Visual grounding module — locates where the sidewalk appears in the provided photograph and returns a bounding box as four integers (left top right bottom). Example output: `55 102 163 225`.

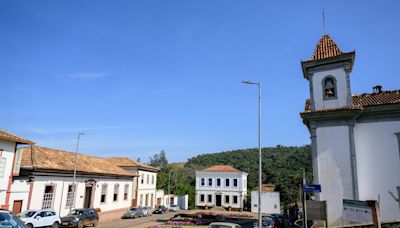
99 207 129 222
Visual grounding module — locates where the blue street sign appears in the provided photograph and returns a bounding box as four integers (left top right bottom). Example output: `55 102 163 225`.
304 184 321 193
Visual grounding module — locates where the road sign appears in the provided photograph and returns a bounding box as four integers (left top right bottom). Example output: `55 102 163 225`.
304 184 321 193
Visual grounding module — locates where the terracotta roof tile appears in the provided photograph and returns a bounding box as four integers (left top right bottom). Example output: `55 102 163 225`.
200 165 242 173
304 90 400 112
20 146 136 177
106 157 159 172
352 90 400 107
311 34 344 61
253 184 276 192
0 129 34 144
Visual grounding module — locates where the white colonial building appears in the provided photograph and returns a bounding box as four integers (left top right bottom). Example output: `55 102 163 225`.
14 146 136 216
195 165 247 210
301 34 400 225
107 157 159 209
0 129 34 214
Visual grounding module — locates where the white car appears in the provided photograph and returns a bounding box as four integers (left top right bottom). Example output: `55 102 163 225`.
169 204 180 212
19 209 61 228
209 222 241 228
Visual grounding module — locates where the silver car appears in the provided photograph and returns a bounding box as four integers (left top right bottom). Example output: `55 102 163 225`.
121 208 143 219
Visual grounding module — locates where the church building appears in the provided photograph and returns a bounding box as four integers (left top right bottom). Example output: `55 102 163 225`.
300 34 400 225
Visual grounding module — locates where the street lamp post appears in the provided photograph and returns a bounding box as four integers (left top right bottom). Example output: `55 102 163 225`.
242 81 262 228
70 132 84 212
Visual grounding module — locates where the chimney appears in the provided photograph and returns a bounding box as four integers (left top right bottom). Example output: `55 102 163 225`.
373 85 382 94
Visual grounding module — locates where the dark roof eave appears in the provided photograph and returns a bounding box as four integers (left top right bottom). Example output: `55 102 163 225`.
0 136 35 145
300 108 363 125
21 167 138 178
118 165 159 172
138 167 160 172
301 51 356 79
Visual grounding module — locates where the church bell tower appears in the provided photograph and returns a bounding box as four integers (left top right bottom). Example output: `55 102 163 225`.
301 34 355 111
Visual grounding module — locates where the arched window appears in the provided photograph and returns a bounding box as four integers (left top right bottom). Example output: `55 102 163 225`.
323 76 337 99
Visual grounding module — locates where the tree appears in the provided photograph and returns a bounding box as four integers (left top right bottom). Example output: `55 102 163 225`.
149 150 168 168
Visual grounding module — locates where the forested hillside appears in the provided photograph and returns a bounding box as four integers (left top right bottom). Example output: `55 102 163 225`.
153 145 312 209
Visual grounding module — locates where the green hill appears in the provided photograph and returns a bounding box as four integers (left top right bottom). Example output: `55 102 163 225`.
156 145 312 209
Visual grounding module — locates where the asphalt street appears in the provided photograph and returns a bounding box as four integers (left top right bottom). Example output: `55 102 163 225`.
97 211 184 228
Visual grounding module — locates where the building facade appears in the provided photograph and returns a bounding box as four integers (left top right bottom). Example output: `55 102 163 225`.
195 165 247 210
251 184 280 214
13 146 136 216
0 130 34 213
301 34 400 225
251 191 280 214
107 157 159 209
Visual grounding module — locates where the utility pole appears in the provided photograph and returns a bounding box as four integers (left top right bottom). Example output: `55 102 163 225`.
70 132 84 212
168 170 171 208
303 168 307 228
242 81 262 228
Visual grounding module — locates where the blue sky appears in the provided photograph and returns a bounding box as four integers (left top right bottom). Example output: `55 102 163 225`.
1 1 399 162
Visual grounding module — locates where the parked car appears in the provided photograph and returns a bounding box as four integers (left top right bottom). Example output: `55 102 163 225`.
153 206 167 214
168 204 180 212
19 209 60 228
253 215 277 228
270 214 283 227
60 208 98 228
209 222 241 228
141 207 152 216
121 208 143 219
0 209 26 228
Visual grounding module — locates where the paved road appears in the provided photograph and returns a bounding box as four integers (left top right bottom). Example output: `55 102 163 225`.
97 211 182 228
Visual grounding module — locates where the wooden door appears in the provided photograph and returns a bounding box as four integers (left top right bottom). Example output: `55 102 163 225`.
12 200 23 214
84 186 92 208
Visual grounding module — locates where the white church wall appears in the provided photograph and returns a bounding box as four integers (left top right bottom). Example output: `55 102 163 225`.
312 68 349 110
354 120 400 221
316 125 354 225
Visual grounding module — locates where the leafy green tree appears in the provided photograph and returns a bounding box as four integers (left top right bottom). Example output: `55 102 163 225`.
149 150 168 168
155 145 312 209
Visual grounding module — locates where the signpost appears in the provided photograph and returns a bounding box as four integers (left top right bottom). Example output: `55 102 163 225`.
304 184 321 193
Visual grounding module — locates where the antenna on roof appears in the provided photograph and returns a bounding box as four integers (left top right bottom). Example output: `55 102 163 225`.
322 10 327 34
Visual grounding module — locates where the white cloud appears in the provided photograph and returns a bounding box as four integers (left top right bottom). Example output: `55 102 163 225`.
68 72 108 80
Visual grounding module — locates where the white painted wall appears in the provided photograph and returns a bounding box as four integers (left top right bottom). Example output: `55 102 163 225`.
316 125 354 225
0 139 17 207
195 171 247 209
177 195 189 210
354 121 400 222
251 191 280 214
9 179 30 213
28 175 132 216
312 68 349 110
137 170 157 208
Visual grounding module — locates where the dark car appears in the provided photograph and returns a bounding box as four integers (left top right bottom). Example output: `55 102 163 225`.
270 214 283 227
153 205 167 214
0 209 26 228
121 208 143 219
60 208 98 228
254 215 277 228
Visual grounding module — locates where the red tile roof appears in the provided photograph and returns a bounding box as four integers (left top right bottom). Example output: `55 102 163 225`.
311 34 344 61
253 183 276 192
200 165 242 173
0 129 34 144
106 157 159 172
304 90 400 112
20 146 136 177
